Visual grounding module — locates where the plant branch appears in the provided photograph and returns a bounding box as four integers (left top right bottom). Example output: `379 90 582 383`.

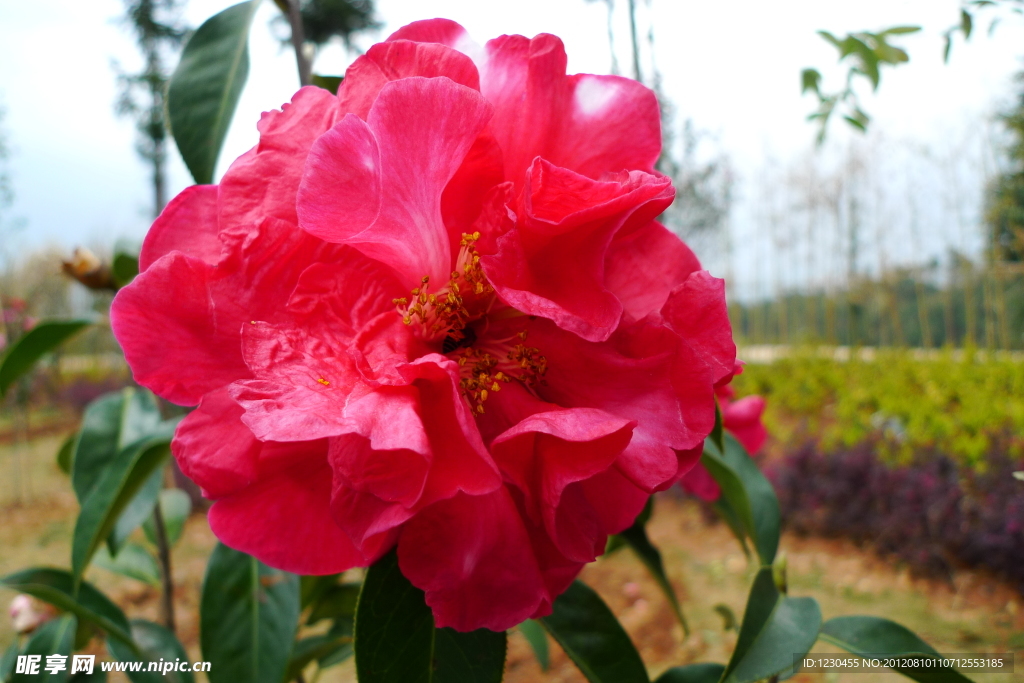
152 498 177 634
285 0 312 86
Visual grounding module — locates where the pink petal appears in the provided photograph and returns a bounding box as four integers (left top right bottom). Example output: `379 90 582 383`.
605 221 702 322
398 488 547 632
484 161 673 342
723 395 768 454
530 316 715 491
230 321 359 441
298 77 492 288
481 34 661 185
219 86 342 238
172 388 259 499
661 271 737 385
110 253 250 406
209 449 371 575
139 185 221 272
386 18 471 49
338 40 481 120
490 408 634 562
679 462 720 501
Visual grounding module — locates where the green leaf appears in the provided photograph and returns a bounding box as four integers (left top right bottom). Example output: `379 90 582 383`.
111 242 140 289
711 497 750 559
300 574 341 610
142 488 192 547
713 603 738 631
702 434 780 566
108 466 164 557
0 319 92 398
819 616 974 682
817 30 842 49
943 32 953 63
843 115 868 133
307 583 360 625
800 68 821 95
200 543 299 683
107 620 194 683
0 569 135 652
354 550 508 682
1 641 19 683
71 438 172 583
93 543 160 587
880 25 921 36
56 433 76 475
654 663 725 683
168 0 261 184
71 388 163 504
540 581 649 683
11 614 76 683
284 634 353 682
961 9 973 38
354 549 434 682
434 627 507 682
519 619 550 671
617 499 689 636
721 568 821 683
311 74 343 94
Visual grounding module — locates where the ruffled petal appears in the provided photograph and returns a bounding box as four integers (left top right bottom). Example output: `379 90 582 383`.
171 388 259 499
209 446 370 575
338 40 481 120
110 253 250 406
139 185 221 272
661 270 736 385
530 316 715 491
480 34 661 185
679 462 720 501
298 77 493 288
490 408 634 562
398 488 547 632
605 221 701 322
484 160 673 341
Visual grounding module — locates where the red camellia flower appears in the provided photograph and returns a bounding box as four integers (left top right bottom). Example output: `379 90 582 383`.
111 19 735 631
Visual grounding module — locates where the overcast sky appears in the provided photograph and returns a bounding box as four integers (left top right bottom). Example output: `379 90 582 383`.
0 0 1021 288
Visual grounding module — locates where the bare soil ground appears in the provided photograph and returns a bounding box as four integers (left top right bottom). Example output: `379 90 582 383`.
2 436 1021 682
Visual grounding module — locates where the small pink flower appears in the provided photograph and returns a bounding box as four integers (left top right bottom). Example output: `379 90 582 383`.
9 595 52 634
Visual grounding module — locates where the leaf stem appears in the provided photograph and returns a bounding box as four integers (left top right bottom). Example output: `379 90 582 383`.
152 498 176 634
285 0 312 86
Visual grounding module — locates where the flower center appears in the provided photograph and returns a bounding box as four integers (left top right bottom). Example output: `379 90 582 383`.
393 232 547 413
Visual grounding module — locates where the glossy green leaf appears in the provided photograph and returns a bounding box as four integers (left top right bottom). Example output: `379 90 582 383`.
108 466 163 556
434 628 507 682
56 433 76 475
200 543 299 683
617 500 689 636
142 488 192 547
168 0 260 184
71 388 163 504
355 550 508 682
72 438 172 583
540 581 649 683
11 615 76 683
0 569 135 652
711 497 750 559
307 583 360 625
107 619 194 683
519 619 549 671
702 434 780 566
819 616 974 682
93 543 160 587
284 634 353 682
654 663 725 683
354 550 434 682
0 319 92 398
311 74 343 94
721 568 821 683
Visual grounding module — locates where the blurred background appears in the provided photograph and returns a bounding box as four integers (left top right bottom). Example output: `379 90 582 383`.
2 1 1024 681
